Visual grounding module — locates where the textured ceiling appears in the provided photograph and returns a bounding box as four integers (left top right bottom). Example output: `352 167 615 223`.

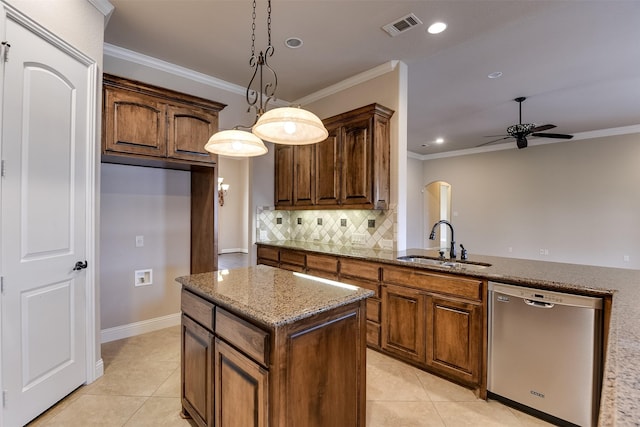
105 1 640 155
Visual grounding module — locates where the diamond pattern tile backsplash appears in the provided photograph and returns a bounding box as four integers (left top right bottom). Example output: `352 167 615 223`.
257 207 396 250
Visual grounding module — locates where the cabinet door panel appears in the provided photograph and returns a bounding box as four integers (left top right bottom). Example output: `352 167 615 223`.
274 145 293 206
104 88 166 156
315 129 340 205
427 296 481 385
168 105 217 163
284 310 362 426
340 118 372 206
215 339 268 427
293 145 315 206
182 315 214 427
381 285 426 363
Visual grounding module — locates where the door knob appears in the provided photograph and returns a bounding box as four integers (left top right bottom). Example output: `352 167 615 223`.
73 260 88 271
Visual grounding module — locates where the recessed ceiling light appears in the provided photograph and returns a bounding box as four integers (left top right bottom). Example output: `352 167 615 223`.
427 22 447 35
488 71 503 79
285 37 303 48
435 138 444 144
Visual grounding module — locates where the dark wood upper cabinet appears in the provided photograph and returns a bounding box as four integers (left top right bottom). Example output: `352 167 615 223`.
315 127 341 206
274 103 393 210
102 74 225 169
274 145 294 207
293 144 315 206
167 105 219 163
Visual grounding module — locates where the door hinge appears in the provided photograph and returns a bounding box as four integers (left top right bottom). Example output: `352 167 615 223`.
1 276 4 294
1 41 10 62
1 160 5 177
2 390 6 408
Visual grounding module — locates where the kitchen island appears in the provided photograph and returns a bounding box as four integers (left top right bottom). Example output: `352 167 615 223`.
257 240 640 426
176 265 373 427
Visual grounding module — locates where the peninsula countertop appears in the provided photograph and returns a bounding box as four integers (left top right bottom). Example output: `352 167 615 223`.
176 264 374 328
257 240 640 426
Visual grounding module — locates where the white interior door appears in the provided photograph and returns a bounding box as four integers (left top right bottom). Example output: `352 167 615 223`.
1 12 92 427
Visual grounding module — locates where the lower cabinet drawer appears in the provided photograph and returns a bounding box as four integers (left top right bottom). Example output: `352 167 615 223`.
215 307 269 367
383 266 482 301
306 253 339 273
366 298 381 322
257 246 279 262
280 250 306 267
366 321 381 348
181 289 214 331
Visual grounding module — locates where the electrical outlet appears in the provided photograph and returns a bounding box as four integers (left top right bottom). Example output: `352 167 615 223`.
351 233 366 245
259 230 268 241
135 235 144 247
312 231 320 241
134 269 153 286
380 239 394 250
624 255 630 262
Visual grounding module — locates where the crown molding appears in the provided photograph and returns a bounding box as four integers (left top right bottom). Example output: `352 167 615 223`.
86 0 114 24
103 43 289 107
410 123 640 161
294 60 400 106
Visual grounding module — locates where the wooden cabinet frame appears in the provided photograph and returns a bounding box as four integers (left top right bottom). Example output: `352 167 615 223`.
274 103 393 210
256 244 488 396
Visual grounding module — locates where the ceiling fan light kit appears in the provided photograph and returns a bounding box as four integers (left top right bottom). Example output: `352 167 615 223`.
204 0 328 157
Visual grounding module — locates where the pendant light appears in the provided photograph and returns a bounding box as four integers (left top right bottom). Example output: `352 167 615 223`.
205 0 328 157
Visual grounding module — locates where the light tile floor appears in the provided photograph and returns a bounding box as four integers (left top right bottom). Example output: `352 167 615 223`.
28 326 552 427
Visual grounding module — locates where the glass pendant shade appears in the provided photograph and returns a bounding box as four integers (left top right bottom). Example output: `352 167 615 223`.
205 129 268 157
252 107 329 145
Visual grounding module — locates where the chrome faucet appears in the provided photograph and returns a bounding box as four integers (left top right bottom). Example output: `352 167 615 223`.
429 220 456 259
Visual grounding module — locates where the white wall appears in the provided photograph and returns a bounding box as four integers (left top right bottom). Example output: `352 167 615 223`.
218 157 249 253
406 155 424 249
100 164 190 329
418 133 640 269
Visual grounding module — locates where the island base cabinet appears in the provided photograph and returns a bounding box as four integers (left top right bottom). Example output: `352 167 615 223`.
275 303 366 427
181 315 214 427
181 286 367 427
215 339 268 427
426 296 482 386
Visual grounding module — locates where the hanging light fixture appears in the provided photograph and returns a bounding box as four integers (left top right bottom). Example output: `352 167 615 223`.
205 0 328 157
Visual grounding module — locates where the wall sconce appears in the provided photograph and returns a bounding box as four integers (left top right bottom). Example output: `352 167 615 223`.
218 177 230 206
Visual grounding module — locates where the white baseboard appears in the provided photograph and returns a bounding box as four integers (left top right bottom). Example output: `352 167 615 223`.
100 313 181 343
219 248 249 254
94 358 104 380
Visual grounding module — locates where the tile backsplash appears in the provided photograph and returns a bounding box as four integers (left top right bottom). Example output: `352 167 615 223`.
257 207 396 250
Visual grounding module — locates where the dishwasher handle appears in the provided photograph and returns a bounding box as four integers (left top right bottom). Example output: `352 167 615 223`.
524 299 555 309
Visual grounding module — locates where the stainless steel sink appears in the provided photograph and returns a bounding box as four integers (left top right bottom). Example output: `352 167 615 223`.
396 255 491 270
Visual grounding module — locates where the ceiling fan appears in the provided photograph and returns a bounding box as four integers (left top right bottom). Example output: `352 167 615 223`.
479 97 573 149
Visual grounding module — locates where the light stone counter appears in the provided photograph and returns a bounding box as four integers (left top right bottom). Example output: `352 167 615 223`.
258 240 640 426
176 264 374 328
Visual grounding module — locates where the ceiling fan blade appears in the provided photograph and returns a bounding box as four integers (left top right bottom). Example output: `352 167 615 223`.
476 136 512 147
531 133 573 139
483 134 510 138
531 124 556 132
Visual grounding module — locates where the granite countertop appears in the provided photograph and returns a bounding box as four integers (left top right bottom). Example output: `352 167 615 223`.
258 240 640 426
176 264 373 328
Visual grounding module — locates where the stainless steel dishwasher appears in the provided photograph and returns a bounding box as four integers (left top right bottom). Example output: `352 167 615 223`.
488 282 603 427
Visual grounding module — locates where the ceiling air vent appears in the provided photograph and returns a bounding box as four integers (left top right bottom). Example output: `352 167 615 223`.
382 13 423 37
